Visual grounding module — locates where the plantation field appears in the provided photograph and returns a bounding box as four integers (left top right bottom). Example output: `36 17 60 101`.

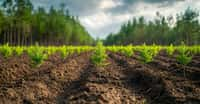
0 44 200 104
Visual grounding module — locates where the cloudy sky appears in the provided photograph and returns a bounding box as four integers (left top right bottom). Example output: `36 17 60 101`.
31 0 200 39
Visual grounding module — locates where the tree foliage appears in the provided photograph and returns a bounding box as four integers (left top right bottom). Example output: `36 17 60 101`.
0 0 94 46
104 8 200 45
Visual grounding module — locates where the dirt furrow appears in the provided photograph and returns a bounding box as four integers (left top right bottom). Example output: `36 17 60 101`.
109 52 200 104
108 52 177 104
0 52 91 104
131 52 200 83
59 54 145 104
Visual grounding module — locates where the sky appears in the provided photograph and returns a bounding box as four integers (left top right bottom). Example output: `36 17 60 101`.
31 0 200 39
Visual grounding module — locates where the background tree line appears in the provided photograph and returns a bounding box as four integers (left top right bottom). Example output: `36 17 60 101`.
104 8 200 45
0 0 94 46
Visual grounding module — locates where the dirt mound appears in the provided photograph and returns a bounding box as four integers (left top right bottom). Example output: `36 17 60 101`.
0 52 199 104
0 54 32 84
0 52 91 104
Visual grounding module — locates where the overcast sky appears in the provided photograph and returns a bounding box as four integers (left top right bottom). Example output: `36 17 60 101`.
31 0 200 39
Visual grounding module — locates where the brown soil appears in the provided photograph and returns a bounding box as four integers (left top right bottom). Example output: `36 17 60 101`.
0 52 199 104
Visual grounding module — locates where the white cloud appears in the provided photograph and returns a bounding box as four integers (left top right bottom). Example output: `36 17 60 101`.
80 0 200 39
99 0 123 9
80 11 133 38
31 0 200 39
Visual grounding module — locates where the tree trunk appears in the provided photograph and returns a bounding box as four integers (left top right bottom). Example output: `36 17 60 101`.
3 30 6 44
10 26 13 45
7 28 9 44
30 31 33 45
13 26 15 46
21 27 24 46
14 26 17 46
18 26 21 46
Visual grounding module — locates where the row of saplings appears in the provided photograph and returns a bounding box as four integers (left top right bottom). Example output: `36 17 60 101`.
0 42 195 68
91 41 194 78
0 44 93 66
92 41 193 66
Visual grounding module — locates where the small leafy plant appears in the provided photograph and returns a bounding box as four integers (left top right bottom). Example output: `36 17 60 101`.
91 41 107 66
27 43 47 66
176 43 192 65
139 43 157 63
14 46 24 56
151 43 160 56
68 46 75 55
59 46 68 59
176 42 192 78
0 44 13 58
108 46 118 53
121 45 134 57
166 44 175 56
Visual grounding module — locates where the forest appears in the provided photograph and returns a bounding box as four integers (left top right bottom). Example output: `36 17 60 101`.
0 0 94 46
104 8 200 45
0 0 199 46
